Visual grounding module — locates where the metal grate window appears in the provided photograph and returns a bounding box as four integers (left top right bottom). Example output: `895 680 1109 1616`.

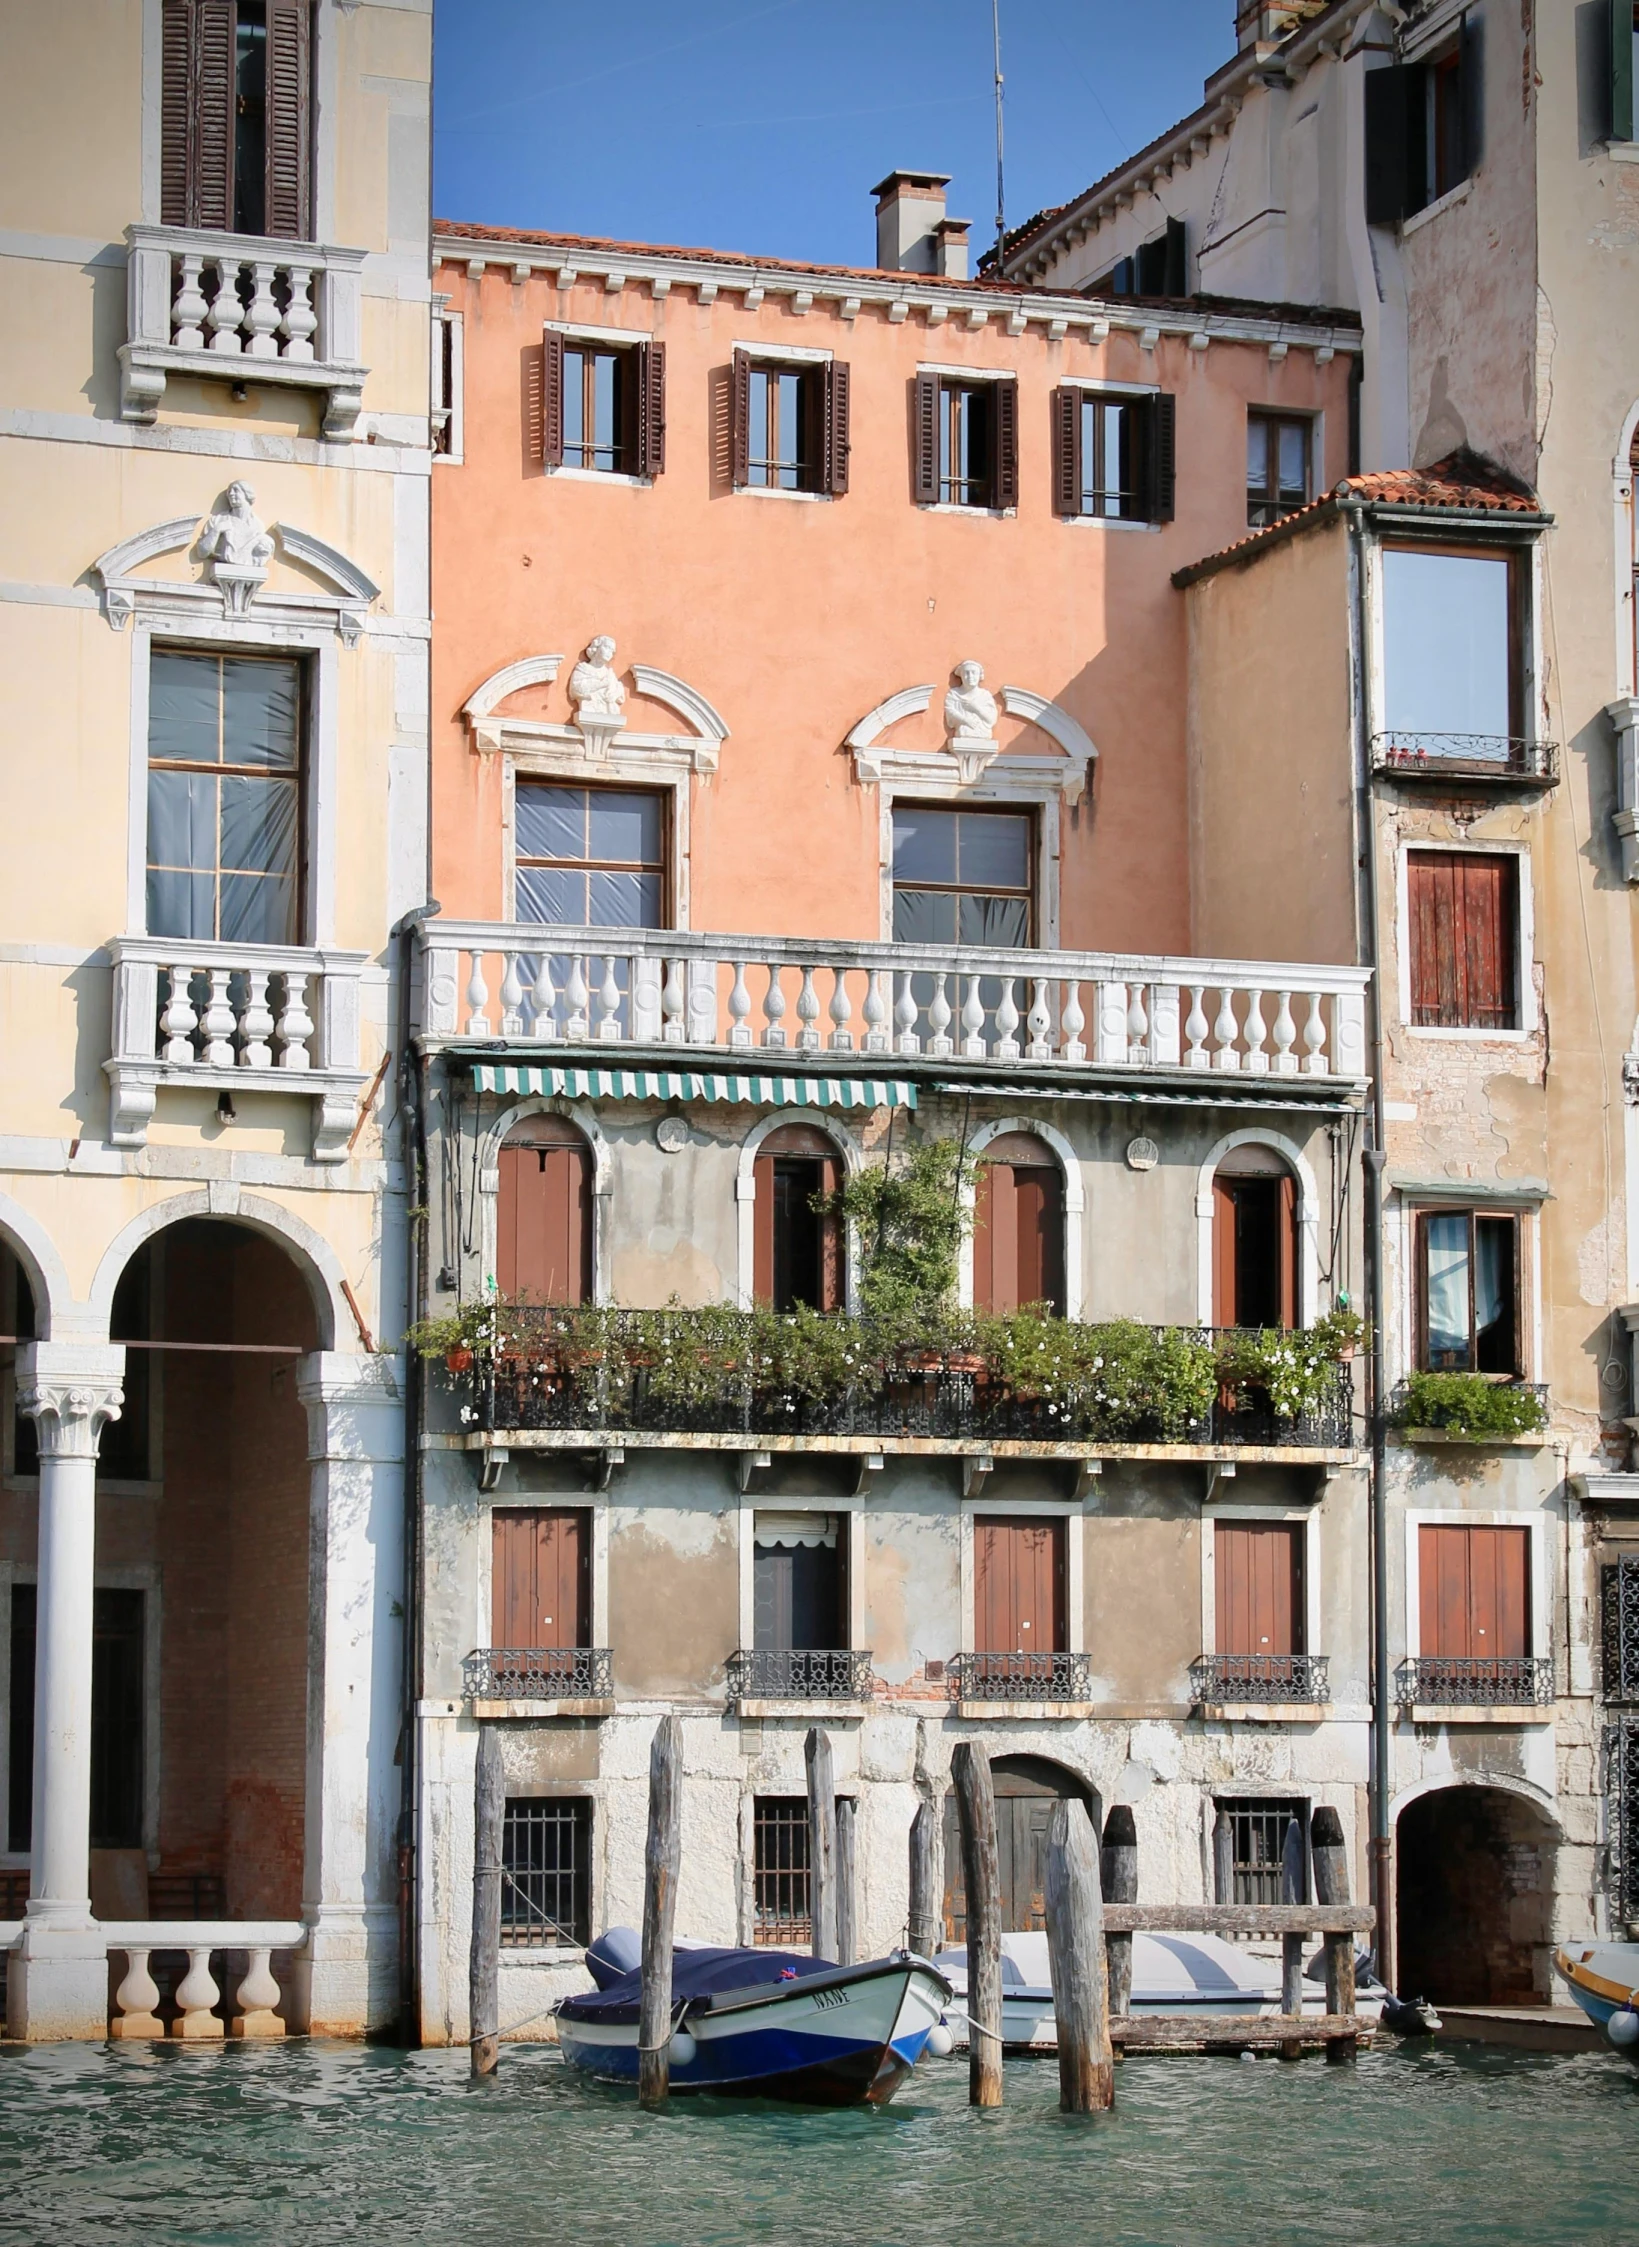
501 1797 591 1949
1606 1720 1639 1925
1602 1559 1639 1705
1216 1796 1308 1906
753 1796 810 1947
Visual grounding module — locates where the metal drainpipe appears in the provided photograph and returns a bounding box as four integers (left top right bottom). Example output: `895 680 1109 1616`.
1346 501 1395 1985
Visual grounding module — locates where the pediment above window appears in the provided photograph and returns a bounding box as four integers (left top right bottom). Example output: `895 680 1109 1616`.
846 661 1093 802
90 488 380 646
463 637 730 775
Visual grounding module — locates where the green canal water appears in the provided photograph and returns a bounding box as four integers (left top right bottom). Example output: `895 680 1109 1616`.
1 2041 1635 2247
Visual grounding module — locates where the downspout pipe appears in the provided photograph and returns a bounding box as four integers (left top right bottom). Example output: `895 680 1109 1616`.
1345 499 1395 1985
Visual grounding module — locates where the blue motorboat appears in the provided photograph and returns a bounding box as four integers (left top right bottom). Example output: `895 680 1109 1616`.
555 1929 952 2104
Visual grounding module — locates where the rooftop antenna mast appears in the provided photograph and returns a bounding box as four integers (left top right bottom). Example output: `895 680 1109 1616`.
992 0 1006 274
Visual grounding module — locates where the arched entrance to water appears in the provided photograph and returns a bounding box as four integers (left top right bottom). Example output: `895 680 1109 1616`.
1395 1784 1557 2006
943 1755 1101 1939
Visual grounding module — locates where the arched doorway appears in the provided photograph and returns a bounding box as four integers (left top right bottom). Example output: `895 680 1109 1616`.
943 1755 1101 1939
1396 1784 1557 2005
1212 1144 1298 1330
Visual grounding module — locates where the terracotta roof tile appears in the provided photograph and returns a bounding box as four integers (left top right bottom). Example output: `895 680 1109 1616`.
434 219 1034 295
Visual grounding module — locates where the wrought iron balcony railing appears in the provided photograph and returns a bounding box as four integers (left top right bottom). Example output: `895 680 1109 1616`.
725 1649 875 1704
459 1310 1356 1451
1372 732 1558 786
953 1651 1093 1703
1190 1653 1330 1705
1394 1655 1554 1707
463 1646 614 1701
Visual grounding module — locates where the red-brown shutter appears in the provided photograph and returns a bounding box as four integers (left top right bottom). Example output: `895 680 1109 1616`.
1409 852 1516 1029
823 359 851 496
492 1508 590 1648
994 378 1020 509
1051 386 1080 517
975 1518 1065 1653
912 370 940 503
972 1161 996 1313
542 329 565 467
1014 1166 1065 1315
1421 1524 1472 1657
1149 391 1177 522
1212 1177 1238 1326
637 340 666 476
1420 1523 1529 1659
731 349 752 487
160 0 197 226
497 1140 591 1302
1216 1523 1300 1656
1407 851 1447 1024
164 0 234 232
817 1155 843 1310
1278 1174 1298 1330
264 0 312 240
752 1151 776 1303
977 1163 1020 1314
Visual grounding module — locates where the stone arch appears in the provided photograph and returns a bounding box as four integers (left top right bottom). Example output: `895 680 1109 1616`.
478 1095 613 1304
86 1188 351 1351
959 1115 1085 1319
0 1190 75 1339
735 1109 865 1311
1394 1779 1561 2006
1194 1126 1322 1327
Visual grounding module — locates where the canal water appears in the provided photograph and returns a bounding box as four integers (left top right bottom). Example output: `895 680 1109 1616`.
1 2041 1634 2247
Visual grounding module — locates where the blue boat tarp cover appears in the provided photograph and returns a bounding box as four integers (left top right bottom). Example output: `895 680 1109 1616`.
562 1944 838 2026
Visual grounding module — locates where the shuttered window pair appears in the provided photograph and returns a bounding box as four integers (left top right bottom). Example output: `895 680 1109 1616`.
730 353 850 495
913 373 1018 509
972 1138 1065 1316
1364 20 1483 225
491 1508 590 1651
542 332 665 477
974 1517 1066 1655
1419 1525 1529 1661
1215 1523 1303 1659
1050 388 1176 523
161 0 312 240
1406 850 1518 1030
496 1120 593 1303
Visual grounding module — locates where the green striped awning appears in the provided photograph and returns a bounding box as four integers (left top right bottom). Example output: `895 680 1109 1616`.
467 1064 916 1111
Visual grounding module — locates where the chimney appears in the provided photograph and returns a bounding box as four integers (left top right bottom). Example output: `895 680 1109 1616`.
872 170 969 276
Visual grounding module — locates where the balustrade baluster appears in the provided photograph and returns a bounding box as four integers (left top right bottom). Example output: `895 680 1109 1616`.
1271 989 1298 1075
161 964 200 1064
960 976 987 1058
925 973 952 1056
894 971 921 1054
201 969 236 1067
171 253 209 350
240 970 275 1069
1212 987 1241 1071
499 950 525 1036
206 261 244 354
1060 978 1087 1062
1026 978 1053 1060
1244 987 1269 1074
1097 981 1129 1063
828 967 854 1050
110 1948 164 2039
172 1947 223 2039
1184 985 1210 1068
994 977 1021 1060
661 957 687 1043
564 954 590 1040
762 963 788 1047
464 952 491 1036
795 965 822 1050
525 954 555 1039
1151 982 1182 1066
1302 991 1328 1075
230 1947 286 2039
244 261 281 356
862 969 889 1053
1126 983 1150 1061
281 264 318 361
596 956 624 1040
728 958 753 1047
276 972 315 1070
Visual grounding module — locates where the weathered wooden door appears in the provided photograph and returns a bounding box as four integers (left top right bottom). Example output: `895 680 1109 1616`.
496 1131 592 1302
973 1516 1065 1653
973 1142 1065 1315
1215 1522 1303 1656
1212 1173 1297 1329
1419 1523 1529 1658
492 1508 590 1649
943 1767 1097 1936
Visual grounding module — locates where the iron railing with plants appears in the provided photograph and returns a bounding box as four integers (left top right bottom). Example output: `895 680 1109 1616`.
428 1305 1359 1451
1392 1374 1549 1440
464 1646 614 1701
1190 1653 1331 1705
953 1651 1094 1702
1372 732 1558 785
1394 1655 1554 1707
725 1649 875 1704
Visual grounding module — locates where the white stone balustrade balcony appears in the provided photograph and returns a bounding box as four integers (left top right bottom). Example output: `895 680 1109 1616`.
418 923 1370 1081
106 937 372 1160
119 224 368 438
0 1919 306 2038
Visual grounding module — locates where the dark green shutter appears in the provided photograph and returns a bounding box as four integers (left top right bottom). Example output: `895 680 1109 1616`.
1459 11 1484 182
1365 63 1409 224
1149 392 1176 524
1616 0 1636 142
1163 214 1188 297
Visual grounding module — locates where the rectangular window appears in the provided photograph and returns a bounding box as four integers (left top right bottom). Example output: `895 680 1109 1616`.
564 345 629 473
1406 849 1518 1029
1419 1524 1530 1660
161 0 311 239
913 372 1018 510
753 1516 843 1654
753 1796 811 1946
515 783 665 928
491 1508 591 1651
973 1517 1066 1655
749 364 803 490
1382 547 1519 752
1363 30 1479 224
146 650 303 946
891 805 1033 947
501 1797 591 1947
1246 412 1311 528
431 306 462 459
1416 1209 1520 1374
1215 1523 1304 1658
1215 1797 1308 1906
543 334 664 477
752 1126 843 1313
731 353 850 495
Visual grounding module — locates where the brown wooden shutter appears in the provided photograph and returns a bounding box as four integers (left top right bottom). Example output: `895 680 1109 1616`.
752 1151 776 1303
542 330 565 467
497 1140 592 1303
912 370 940 503
1051 386 1080 517
822 360 851 496
1459 853 1513 1028
1216 1523 1300 1657
264 0 312 240
1277 1174 1298 1330
492 1509 590 1648
977 1162 1023 1316
1015 1167 1065 1315
1421 1524 1472 1657
994 378 1020 509
162 0 235 231
1407 851 1447 1024
160 0 197 226
976 1517 1065 1654
1149 392 1177 521
731 349 752 487
817 1155 844 1311
637 340 666 476
1472 1526 1529 1660
1409 851 1515 1028
1212 1176 1238 1326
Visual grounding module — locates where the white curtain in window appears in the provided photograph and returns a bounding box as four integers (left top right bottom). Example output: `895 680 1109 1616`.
1425 1211 1470 1361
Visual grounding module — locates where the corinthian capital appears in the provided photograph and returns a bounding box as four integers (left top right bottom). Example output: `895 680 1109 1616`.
15 1343 127 1461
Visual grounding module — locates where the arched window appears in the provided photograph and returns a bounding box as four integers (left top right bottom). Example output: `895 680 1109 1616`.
973 1133 1065 1315
497 1116 592 1302
752 1124 843 1311
1212 1145 1297 1329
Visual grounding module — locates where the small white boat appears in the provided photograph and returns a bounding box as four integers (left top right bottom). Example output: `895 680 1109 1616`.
1554 1940 1639 2056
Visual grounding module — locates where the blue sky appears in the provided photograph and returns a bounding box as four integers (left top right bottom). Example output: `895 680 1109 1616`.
433 1 1232 267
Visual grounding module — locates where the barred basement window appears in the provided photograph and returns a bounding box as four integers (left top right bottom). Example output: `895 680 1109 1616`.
753 1796 810 1946
1215 1796 1308 1906
501 1797 592 1947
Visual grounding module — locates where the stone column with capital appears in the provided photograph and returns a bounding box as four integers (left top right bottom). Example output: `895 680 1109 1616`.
7 1342 124 2041
285 1350 406 2037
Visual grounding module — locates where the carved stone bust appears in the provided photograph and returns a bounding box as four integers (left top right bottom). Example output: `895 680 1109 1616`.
568 634 626 727
199 481 274 615
943 658 998 748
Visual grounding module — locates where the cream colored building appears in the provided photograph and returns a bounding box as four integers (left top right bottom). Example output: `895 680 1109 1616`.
0 0 430 2039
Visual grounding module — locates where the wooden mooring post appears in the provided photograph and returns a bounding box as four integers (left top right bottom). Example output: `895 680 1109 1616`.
907 1796 943 1958
1100 1805 1137 2026
1044 1800 1114 2113
1310 1806 1356 2065
1278 1814 1305 2063
951 1740 1003 2107
639 1714 683 2107
469 1723 503 2078
805 1727 838 1960
836 1794 857 1967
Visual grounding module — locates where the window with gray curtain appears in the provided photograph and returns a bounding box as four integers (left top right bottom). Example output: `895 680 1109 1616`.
146 650 303 946
891 806 1033 946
